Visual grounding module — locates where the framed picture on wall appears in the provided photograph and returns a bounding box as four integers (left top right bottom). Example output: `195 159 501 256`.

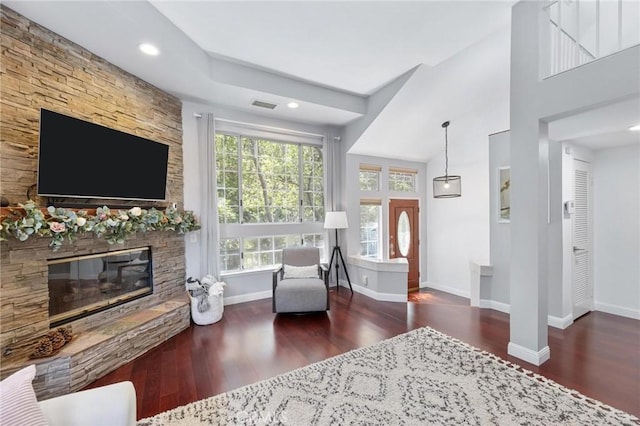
498 166 510 223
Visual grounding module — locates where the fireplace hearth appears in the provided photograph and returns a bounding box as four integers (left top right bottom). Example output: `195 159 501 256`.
48 247 153 327
1 229 191 400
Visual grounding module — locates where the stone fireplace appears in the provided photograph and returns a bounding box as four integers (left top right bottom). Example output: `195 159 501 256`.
0 5 191 400
0 231 191 400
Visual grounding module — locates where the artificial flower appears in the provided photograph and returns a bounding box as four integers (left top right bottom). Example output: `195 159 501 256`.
0 201 200 251
49 222 66 233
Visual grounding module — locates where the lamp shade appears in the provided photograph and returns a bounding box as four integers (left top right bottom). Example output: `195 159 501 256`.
433 120 462 198
433 175 462 198
324 211 348 229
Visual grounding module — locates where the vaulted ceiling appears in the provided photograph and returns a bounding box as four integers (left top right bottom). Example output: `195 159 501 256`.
4 1 638 162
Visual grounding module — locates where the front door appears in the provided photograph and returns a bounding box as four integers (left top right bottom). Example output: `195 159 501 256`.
572 159 593 319
389 199 420 292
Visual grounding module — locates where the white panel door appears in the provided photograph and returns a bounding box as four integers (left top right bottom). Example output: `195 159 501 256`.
572 159 593 319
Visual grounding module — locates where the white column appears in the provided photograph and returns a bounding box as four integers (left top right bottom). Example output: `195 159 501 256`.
508 1 551 366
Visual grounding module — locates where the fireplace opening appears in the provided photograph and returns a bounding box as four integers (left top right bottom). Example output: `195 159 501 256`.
48 247 153 327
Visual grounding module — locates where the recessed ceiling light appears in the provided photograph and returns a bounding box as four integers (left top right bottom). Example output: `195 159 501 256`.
138 43 159 56
287 102 299 109
630 124 640 131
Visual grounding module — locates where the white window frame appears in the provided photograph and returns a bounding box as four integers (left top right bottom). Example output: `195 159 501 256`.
215 121 326 274
359 198 382 260
388 167 418 192
359 163 382 192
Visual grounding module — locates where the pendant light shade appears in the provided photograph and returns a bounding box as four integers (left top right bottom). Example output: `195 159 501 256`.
433 121 462 198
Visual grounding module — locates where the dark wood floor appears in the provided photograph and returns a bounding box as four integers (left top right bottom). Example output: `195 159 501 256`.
85 288 640 420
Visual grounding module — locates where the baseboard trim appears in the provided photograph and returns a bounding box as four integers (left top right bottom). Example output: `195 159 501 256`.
424 281 470 299
547 314 573 329
594 302 640 320
224 290 271 306
507 342 550 366
479 299 510 314
351 283 406 303
477 299 575 329
222 280 403 306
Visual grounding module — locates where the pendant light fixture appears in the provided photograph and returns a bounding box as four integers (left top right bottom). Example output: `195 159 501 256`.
433 121 461 198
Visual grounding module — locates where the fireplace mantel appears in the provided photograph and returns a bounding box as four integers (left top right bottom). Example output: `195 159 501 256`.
0 203 199 252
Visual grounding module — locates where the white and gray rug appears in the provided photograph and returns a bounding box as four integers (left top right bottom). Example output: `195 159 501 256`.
137 326 638 425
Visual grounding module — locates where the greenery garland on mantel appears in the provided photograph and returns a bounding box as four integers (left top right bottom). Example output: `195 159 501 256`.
0 200 201 251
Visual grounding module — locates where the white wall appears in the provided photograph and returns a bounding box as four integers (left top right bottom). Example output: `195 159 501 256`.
182 103 203 281
347 256 408 302
343 153 427 297
546 141 564 324
425 103 508 298
509 0 639 365
592 144 640 319
487 130 511 307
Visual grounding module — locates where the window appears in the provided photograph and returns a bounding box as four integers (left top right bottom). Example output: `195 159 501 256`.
301 145 324 222
241 137 299 223
219 238 241 272
216 134 240 223
359 164 381 191
219 234 324 273
216 134 324 223
216 132 324 272
360 199 382 259
388 167 417 192
243 234 299 270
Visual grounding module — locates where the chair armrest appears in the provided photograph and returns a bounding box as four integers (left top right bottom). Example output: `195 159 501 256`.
38 381 136 426
320 263 330 310
319 263 329 284
272 265 283 313
272 265 283 287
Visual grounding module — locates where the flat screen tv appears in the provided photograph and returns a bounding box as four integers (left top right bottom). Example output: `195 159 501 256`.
37 108 169 202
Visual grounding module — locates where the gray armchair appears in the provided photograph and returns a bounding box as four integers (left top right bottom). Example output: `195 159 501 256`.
272 247 330 313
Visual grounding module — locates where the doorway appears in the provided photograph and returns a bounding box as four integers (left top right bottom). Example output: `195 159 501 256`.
572 159 593 319
389 199 420 292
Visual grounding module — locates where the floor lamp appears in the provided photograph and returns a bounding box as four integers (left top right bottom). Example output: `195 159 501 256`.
324 211 353 292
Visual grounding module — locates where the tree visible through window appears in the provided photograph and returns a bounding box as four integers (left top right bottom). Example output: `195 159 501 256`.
360 200 382 259
388 169 417 192
215 133 325 272
359 164 381 191
216 134 239 223
241 137 299 223
217 135 324 224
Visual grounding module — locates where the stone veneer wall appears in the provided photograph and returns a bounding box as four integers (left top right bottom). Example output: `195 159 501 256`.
0 5 183 205
0 5 191 392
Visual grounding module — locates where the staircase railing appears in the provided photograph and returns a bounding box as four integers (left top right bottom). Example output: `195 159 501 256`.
543 0 640 77
549 18 596 75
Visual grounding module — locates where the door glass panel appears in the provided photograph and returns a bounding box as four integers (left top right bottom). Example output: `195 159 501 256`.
397 211 410 257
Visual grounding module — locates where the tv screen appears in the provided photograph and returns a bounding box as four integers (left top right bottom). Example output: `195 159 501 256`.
37 109 169 202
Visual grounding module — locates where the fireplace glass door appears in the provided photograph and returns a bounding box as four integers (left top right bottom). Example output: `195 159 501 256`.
48 247 152 326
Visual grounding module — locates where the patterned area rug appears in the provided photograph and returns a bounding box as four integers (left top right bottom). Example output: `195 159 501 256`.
137 326 638 425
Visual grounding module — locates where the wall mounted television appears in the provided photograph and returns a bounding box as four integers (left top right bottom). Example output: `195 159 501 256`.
37 108 169 202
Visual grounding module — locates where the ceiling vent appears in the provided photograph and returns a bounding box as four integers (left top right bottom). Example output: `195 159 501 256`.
251 100 278 110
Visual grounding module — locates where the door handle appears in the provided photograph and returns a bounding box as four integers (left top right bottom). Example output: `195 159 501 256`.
573 246 586 253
